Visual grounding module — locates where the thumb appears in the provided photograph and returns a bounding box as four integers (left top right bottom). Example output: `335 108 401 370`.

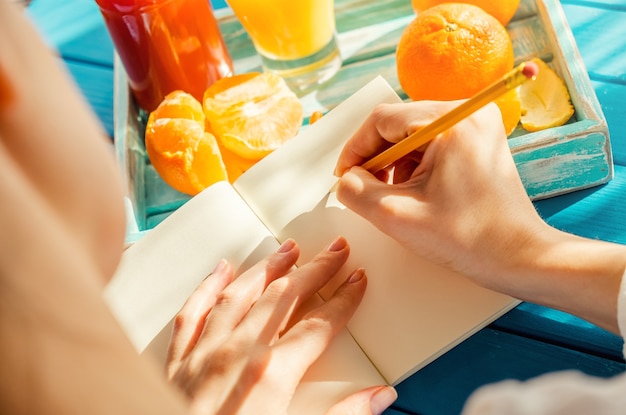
335 167 389 219
324 385 397 415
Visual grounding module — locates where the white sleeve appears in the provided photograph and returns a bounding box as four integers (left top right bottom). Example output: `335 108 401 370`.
461 269 626 415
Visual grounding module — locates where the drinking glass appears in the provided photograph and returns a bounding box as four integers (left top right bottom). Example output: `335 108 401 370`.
226 0 342 92
96 0 233 112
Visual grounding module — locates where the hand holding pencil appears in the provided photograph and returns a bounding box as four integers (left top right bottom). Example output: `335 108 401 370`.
334 69 544 291
361 60 538 174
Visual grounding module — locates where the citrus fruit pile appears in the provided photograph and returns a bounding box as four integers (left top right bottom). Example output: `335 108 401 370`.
145 72 303 196
397 1 574 136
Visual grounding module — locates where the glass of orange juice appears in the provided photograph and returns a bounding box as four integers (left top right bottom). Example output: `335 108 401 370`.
226 0 341 91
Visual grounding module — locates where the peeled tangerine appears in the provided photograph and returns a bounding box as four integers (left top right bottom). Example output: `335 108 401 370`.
519 59 574 132
203 72 303 162
145 90 227 196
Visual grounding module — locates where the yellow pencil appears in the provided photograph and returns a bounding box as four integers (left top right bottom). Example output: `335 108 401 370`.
360 59 539 173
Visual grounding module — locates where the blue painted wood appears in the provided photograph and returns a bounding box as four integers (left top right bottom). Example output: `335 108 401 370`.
561 4 626 84
592 80 626 166
513 131 612 199
491 302 625 361
64 60 114 137
27 0 114 67
534 164 626 244
393 327 625 415
211 0 228 9
561 0 626 13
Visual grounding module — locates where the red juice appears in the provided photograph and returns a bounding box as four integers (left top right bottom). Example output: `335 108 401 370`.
96 0 233 112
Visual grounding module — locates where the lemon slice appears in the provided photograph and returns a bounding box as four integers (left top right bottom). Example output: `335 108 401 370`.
519 59 574 132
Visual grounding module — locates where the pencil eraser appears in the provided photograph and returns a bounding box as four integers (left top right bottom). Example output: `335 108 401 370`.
523 61 539 79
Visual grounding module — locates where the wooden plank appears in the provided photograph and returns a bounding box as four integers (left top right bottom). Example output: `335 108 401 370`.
491 302 624 361
562 3 626 83
64 60 114 138
512 129 612 199
27 0 114 67
592 80 626 166
534 164 626 244
393 327 625 415
562 0 626 12
211 0 228 9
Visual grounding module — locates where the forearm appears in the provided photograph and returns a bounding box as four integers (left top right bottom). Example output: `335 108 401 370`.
0 147 188 415
0 0 126 281
492 225 626 334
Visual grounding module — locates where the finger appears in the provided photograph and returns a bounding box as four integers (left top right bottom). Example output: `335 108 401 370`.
334 101 460 176
236 236 351 344
324 386 398 415
273 268 367 381
391 152 423 184
197 239 300 347
165 259 235 377
334 103 406 176
336 167 398 223
337 167 430 251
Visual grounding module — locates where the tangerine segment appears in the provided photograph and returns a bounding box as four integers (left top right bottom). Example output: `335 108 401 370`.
309 111 324 125
396 3 514 102
148 90 205 123
145 118 227 196
203 72 303 160
519 59 574 132
411 0 521 26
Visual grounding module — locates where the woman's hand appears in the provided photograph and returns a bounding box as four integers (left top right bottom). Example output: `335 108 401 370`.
334 101 626 333
334 101 548 290
166 236 396 415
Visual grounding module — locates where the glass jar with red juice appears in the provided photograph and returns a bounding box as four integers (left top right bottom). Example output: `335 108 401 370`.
96 0 233 112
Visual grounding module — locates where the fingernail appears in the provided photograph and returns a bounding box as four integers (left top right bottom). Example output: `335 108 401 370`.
327 236 347 252
277 238 296 253
348 268 365 283
206 259 227 280
370 386 397 415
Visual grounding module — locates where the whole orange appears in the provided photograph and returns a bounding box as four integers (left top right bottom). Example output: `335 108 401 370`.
397 3 514 102
411 0 521 26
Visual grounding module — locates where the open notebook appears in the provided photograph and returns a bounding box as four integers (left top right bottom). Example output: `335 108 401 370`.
105 76 519 414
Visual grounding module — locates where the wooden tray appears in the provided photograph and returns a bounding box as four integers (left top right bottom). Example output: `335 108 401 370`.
114 0 612 244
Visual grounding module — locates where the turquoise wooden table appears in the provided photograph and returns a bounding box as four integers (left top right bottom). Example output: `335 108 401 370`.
26 0 626 414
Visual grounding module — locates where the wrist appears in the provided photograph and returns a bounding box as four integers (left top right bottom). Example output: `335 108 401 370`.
492 224 626 333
